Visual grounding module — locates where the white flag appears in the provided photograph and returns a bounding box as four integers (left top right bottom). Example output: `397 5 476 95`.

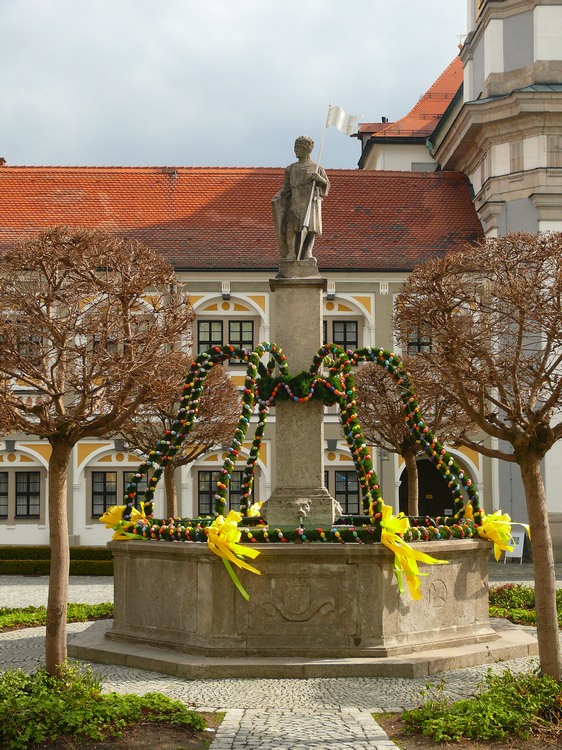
326 105 358 136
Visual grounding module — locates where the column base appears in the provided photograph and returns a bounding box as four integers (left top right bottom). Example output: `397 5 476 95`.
261 486 342 529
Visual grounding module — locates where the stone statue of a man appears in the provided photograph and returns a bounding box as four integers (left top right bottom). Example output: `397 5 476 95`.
272 135 330 261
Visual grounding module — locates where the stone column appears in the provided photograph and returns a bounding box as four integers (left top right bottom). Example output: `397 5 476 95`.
261 258 341 528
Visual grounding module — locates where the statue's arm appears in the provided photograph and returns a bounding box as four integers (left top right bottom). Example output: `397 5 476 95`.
312 166 330 196
272 166 291 203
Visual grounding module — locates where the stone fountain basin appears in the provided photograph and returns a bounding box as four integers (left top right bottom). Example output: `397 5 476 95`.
105 538 496 658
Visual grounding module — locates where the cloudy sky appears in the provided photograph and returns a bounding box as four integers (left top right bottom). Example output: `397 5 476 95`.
1 1 466 170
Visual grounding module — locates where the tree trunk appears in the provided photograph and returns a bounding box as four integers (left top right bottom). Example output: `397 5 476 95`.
404 451 419 516
45 439 73 676
519 453 561 680
164 463 178 518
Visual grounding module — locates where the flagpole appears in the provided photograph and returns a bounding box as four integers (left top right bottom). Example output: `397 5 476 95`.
297 105 331 260
313 103 331 172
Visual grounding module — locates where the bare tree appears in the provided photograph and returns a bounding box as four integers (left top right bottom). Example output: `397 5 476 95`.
395 231 562 679
355 360 474 515
118 352 241 517
0 226 193 675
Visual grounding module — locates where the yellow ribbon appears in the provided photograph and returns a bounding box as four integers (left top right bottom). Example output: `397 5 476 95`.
99 503 149 540
465 502 530 561
379 504 448 600
207 510 261 600
247 501 263 518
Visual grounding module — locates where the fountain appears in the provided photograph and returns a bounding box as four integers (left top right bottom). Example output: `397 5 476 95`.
69 138 538 677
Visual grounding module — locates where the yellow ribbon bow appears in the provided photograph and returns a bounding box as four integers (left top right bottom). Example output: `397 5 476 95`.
207 510 261 600
380 504 448 600
99 503 149 540
465 502 530 561
246 501 263 518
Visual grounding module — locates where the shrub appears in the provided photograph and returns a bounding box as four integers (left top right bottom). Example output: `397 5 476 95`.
403 670 562 742
489 583 562 627
0 662 205 750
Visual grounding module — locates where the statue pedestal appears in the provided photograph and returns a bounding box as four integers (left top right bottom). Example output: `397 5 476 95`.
261 259 341 528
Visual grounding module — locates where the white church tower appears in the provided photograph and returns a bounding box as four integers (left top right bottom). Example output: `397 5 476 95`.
431 0 562 237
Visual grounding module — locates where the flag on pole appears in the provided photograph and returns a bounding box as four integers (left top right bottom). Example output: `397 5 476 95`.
326 105 359 136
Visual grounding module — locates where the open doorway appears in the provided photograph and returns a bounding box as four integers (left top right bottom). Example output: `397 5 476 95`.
398 457 472 517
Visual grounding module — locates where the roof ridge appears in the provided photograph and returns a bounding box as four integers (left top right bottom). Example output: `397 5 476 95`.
0 164 290 172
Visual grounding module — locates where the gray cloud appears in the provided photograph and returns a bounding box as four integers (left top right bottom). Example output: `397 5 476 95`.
1 0 465 168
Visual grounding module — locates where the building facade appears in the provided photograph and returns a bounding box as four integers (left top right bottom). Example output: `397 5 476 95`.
3 0 561 549
0 167 483 546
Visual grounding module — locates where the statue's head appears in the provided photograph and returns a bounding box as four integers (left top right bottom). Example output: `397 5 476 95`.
294 135 314 156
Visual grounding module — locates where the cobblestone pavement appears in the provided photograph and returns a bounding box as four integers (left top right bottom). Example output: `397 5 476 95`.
0 565 551 749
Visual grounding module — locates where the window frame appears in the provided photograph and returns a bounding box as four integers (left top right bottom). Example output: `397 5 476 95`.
197 468 250 516
91 470 118 518
333 469 361 515
197 320 224 353
0 471 9 518
323 318 360 352
89 470 148 520
197 317 258 363
0 465 46 523
15 471 42 519
406 329 432 355
510 140 524 173
228 320 254 352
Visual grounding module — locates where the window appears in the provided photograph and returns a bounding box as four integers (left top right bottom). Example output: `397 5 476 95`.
124 471 148 504
198 321 223 353
407 330 432 355
198 470 218 516
228 321 253 351
548 136 562 169
197 469 247 515
93 333 118 357
510 140 523 173
480 154 488 186
0 473 7 518
228 470 244 511
0 466 46 522
323 320 359 351
15 471 41 518
90 470 148 519
91 471 117 517
334 470 360 515
197 319 255 360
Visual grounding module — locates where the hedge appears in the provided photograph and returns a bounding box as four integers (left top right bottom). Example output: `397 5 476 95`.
0 547 113 576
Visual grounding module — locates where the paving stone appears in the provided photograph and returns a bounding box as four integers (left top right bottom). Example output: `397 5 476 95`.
0 571 556 749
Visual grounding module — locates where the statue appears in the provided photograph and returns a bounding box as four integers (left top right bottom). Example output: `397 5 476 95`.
272 135 330 261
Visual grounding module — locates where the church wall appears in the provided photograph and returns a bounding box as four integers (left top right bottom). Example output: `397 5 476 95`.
485 19 505 79
534 6 562 60
491 142 511 176
470 34 486 100
497 445 528 525
363 144 434 172
545 443 562 515
524 134 545 170
505 197 539 231
504 11 534 70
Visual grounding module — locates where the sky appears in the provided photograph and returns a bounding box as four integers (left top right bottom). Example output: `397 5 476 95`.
1 1 467 170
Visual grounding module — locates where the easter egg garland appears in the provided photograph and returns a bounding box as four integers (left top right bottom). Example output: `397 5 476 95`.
120 342 483 539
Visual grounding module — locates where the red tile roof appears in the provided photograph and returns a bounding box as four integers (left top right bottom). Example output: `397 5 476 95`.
358 122 392 135
0 165 482 272
369 57 463 139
